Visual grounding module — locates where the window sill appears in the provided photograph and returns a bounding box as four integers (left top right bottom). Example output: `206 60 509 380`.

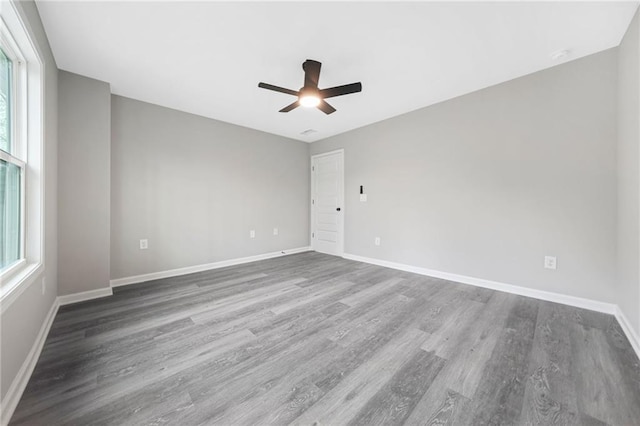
2 259 27 281
0 262 43 314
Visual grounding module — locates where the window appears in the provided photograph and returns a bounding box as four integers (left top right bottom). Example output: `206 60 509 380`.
0 2 43 300
0 35 25 276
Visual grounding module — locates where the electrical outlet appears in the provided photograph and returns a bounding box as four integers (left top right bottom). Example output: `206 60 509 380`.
250 230 256 239
42 278 46 295
139 239 148 250
375 237 381 246
273 228 279 236
544 256 557 270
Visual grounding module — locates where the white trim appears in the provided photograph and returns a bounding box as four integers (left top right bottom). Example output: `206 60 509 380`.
615 306 640 360
0 150 26 168
0 0 46 312
310 149 345 256
0 297 59 426
110 246 312 287
345 251 640 362
58 287 113 306
310 148 345 159
0 251 637 425
1 285 114 424
0 247 310 422
0 258 27 284
0 14 27 162
310 156 314 249
342 253 617 315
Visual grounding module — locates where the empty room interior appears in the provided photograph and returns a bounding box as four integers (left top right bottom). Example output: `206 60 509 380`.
2 0 640 424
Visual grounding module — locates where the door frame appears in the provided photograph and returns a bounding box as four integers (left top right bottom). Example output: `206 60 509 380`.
310 149 345 256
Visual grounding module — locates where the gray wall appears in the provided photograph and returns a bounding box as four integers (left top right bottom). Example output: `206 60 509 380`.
618 9 640 337
0 0 58 402
57 71 111 295
311 49 618 304
111 96 310 280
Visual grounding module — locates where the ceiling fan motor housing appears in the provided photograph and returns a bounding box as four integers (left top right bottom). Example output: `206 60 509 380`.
299 87 319 97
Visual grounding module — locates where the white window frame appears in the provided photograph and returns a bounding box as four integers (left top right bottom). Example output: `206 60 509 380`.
0 0 45 310
1 21 27 280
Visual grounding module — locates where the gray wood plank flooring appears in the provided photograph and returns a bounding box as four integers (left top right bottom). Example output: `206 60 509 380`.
10 252 640 425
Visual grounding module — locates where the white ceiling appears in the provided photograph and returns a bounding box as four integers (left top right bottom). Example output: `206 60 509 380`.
37 1 638 142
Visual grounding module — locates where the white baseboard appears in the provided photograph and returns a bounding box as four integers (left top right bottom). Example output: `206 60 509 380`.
1 248 636 426
0 247 313 423
2 285 114 424
1 297 60 426
615 306 640 360
58 287 113 306
342 253 617 315
343 253 640 359
110 246 312 288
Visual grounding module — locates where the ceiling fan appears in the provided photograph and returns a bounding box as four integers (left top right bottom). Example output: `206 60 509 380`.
258 59 362 115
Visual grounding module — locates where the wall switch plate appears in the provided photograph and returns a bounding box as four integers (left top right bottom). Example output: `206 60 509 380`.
250 230 256 239
273 228 278 236
360 194 367 202
139 239 148 250
375 237 381 246
544 256 557 270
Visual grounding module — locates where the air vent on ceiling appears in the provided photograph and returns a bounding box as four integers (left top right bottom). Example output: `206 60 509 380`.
550 49 570 60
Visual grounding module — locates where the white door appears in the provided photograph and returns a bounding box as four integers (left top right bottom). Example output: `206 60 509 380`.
311 150 344 256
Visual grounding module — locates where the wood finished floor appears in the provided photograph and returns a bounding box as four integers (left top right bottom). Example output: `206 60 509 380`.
10 252 640 425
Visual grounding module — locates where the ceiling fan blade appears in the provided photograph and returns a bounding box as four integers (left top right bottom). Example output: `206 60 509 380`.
279 100 300 113
317 100 336 115
319 82 362 99
303 60 322 88
258 82 299 97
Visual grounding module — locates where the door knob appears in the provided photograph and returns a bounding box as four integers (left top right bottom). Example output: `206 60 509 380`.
336 207 341 211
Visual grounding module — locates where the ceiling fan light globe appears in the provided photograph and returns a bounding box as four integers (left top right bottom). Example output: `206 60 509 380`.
300 95 321 108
